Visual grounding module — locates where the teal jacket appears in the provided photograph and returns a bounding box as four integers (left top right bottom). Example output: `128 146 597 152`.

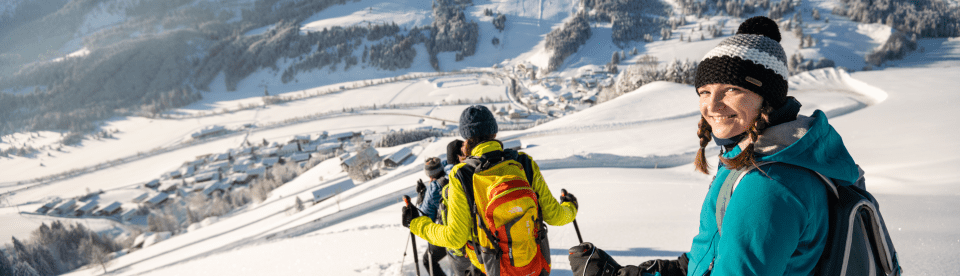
685 110 860 276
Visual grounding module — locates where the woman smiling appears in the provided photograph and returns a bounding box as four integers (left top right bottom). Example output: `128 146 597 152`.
617 16 863 276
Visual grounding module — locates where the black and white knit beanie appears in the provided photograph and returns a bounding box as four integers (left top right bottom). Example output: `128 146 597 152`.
695 16 790 109
459 105 498 139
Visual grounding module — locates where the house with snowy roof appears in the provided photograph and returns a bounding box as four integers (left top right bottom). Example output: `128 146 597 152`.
96 202 123 216
258 147 279 157
383 147 412 167
132 192 150 203
316 142 342 155
158 180 183 194
193 171 219 183
261 157 280 167
287 152 310 164
191 125 226 139
53 199 77 215
144 193 169 208
121 209 138 222
144 179 160 189
327 131 358 142
35 199 62 214
245 166 266 179
213 152 231 162
75 201 99 216
278 142 301 157
202 181 228 197
293 134 312 144
205 160 232 172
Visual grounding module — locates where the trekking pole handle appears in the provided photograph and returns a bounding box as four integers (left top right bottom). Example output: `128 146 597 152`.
403 195 422 276
561 189 585 244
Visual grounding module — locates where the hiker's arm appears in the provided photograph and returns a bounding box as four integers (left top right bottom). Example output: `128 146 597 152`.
527 156 577 226
410 172 472 249
711 173 807 276
417 179 442 220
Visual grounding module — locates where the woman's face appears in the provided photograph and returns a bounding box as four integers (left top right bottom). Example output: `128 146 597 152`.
697 83 763 139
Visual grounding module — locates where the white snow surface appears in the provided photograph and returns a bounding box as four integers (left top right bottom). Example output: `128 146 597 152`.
1 2 959 275
33 66 956 276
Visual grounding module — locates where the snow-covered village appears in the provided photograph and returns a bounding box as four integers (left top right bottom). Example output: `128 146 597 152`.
0 0 958 275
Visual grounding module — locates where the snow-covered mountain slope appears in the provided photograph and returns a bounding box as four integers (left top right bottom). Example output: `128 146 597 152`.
42 65 959 276
3 1 960 275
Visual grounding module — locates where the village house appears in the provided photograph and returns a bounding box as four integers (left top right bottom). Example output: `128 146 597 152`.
35 199 62 214
277 142 301 156
245 166 266 179
53 199 77 215
158 180 183 194
144 179 160 189
261 157 280 167
191 125 227 139
75 201 99 216
121 209 139 222
96 201 123 216
144 193 169 208
131 192 150 203
383 147 412 167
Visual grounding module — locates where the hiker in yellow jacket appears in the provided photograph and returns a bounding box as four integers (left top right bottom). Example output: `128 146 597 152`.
402 105 578 276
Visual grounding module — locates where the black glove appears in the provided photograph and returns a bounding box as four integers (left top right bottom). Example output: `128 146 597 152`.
617 265 641 276
560 191 578 209
402 205 422 228
631 254 689 276
416 179 426 205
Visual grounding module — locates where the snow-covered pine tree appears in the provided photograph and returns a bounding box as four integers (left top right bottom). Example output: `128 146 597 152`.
13 261 39 276
0 248 12 276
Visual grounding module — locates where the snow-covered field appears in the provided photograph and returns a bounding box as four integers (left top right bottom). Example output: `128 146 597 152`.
2 1 960 275
50 66 960 276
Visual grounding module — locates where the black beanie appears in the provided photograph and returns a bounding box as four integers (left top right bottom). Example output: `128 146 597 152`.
695 16 790 109
447 139 464 165
459 105 498 139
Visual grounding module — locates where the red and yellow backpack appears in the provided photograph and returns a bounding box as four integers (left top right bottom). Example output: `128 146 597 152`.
454 149 551 276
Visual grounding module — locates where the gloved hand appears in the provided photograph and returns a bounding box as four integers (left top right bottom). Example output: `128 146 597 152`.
560 190 578 209
416 179 426 205
402 205 423 228
617 265 641 276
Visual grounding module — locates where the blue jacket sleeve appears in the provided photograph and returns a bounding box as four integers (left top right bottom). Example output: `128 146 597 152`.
711 173 808 276
417 178 444 220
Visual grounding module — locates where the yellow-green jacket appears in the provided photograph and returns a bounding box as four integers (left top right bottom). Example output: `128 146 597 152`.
409 141 578 270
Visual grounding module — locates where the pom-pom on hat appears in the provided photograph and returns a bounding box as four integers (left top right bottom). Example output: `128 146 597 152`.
695 16 790 109
458 105 498 139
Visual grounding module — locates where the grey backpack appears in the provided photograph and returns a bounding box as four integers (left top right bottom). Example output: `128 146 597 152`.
716 162 902 276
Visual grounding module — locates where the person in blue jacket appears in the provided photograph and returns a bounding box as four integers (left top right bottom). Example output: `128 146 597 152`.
416 139 480 276
617 16 861 276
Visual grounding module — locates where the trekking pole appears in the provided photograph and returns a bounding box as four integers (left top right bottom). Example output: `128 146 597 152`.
404 195 422 276
561 189 584 244
399 232 411 275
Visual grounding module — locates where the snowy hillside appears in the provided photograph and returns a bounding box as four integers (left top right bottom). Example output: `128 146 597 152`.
40 66 955 276
2 0 960 275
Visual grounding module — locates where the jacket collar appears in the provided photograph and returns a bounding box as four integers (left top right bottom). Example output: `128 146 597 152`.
470 141 503 157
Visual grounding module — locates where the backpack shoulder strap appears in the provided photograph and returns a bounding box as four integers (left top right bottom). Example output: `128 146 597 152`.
453 157 501 257
507 149 536 184
715 161 776 235
716 161 840 234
